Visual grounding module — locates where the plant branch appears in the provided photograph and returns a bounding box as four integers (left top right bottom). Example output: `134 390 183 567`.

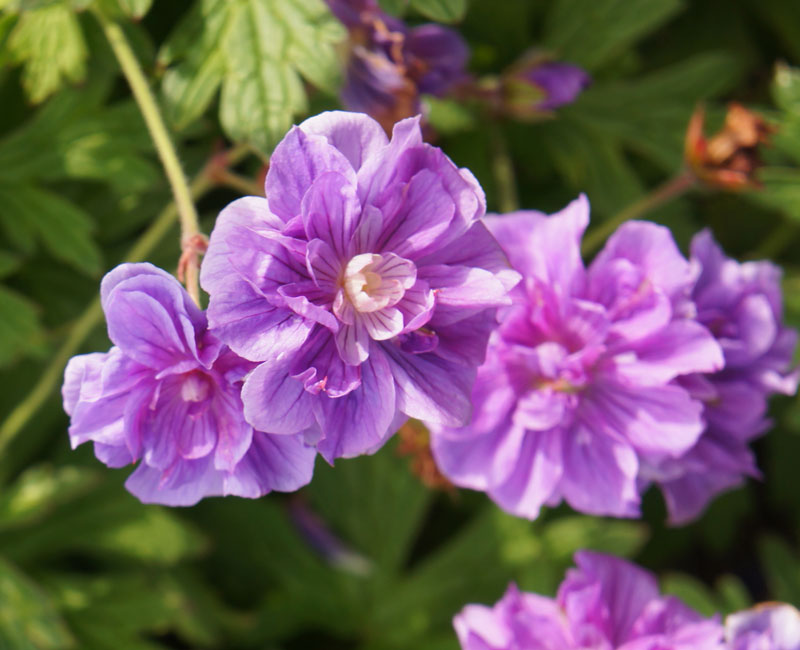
0 145 250 459
96 12 204 304
488 121 519 213
581 171 696 256
214 168 265 197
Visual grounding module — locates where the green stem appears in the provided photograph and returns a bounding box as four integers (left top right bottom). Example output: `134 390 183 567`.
0 146 251 459
581 171 696 256
746 220 798 260
96 12 203 304
214 168 265 197
489 121 519 213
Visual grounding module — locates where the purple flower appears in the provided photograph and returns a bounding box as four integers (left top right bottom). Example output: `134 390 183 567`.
650 230 798 524
200 111 518 463
62 263 316 506
329 0 469 131
430 196 724 519
500 54 591 120
454 551 725 649
726 604 800 650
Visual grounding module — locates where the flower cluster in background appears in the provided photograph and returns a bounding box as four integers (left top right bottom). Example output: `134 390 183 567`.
327 0 591 131
327 0 469 131
454 551 800 650
430 196 797 524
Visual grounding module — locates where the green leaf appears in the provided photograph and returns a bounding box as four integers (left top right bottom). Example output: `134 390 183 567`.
160 0 345 153
0 556 74 650
92 507 207 565
158 0 230 129
0 250 21 277
748 167 800 221
661 573 720 617
564 52 741 170
0 185 102 275
0 286 43 367
375 509 508 645
377 0 408 15
424 96 476 135
0 485 204 566
0 465 98 532
773 63 800 116
308 443 432 572
759 535 800 604
6 2 87 103
116 0 152 19
410 0 466 23
218 0 307 154
543 0 683 70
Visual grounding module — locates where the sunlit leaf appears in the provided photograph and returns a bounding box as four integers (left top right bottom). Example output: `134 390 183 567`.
6 2 87 103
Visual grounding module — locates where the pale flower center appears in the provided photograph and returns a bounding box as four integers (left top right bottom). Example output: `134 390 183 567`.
180 372 211 403
342 253 409 313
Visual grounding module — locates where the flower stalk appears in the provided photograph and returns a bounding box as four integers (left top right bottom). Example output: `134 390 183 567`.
95 11 204 304
581 171 695 255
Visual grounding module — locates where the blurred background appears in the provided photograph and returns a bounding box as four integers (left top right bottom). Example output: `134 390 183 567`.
1 0 800 647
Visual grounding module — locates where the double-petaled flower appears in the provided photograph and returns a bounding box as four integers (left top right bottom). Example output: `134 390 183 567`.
201 110 519 463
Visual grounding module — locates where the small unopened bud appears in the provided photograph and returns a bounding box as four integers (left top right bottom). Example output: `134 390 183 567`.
500 51 590 121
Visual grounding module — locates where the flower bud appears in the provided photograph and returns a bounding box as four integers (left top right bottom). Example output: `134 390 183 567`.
684 103 774 190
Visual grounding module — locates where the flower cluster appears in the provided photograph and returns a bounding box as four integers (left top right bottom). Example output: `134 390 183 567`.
327 0 469 132
430 195 797 522
455 551 726 649
63 111 518 504
455 551 800 650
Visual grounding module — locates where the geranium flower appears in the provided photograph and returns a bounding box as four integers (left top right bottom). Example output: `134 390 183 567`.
651 230 798 523
725 603 800 649
201 111 518 462
62 263 316 505
431 196 723 519
328 0 469 131
454 551 725 650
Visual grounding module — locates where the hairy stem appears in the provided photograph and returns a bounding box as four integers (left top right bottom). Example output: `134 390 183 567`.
96 12 203 304
581 171 696 256
0 146 250 458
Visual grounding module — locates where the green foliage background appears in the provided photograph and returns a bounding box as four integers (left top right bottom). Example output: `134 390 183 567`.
0 0 799 647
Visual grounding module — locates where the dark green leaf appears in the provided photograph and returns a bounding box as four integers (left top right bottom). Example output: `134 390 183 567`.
0 186 102 275
543 0 683 70
308 443 431 572
0 286 43 367
0 556 74 649
410 0 466 23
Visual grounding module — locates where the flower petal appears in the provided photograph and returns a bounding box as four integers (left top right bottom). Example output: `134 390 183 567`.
314 348 397 461
223 431 316 497
241 355 316 435
265 126 356 222
382 341 475 426
299 110 388 171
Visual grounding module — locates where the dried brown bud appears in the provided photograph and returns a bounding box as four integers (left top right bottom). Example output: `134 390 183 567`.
684 103 774 190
